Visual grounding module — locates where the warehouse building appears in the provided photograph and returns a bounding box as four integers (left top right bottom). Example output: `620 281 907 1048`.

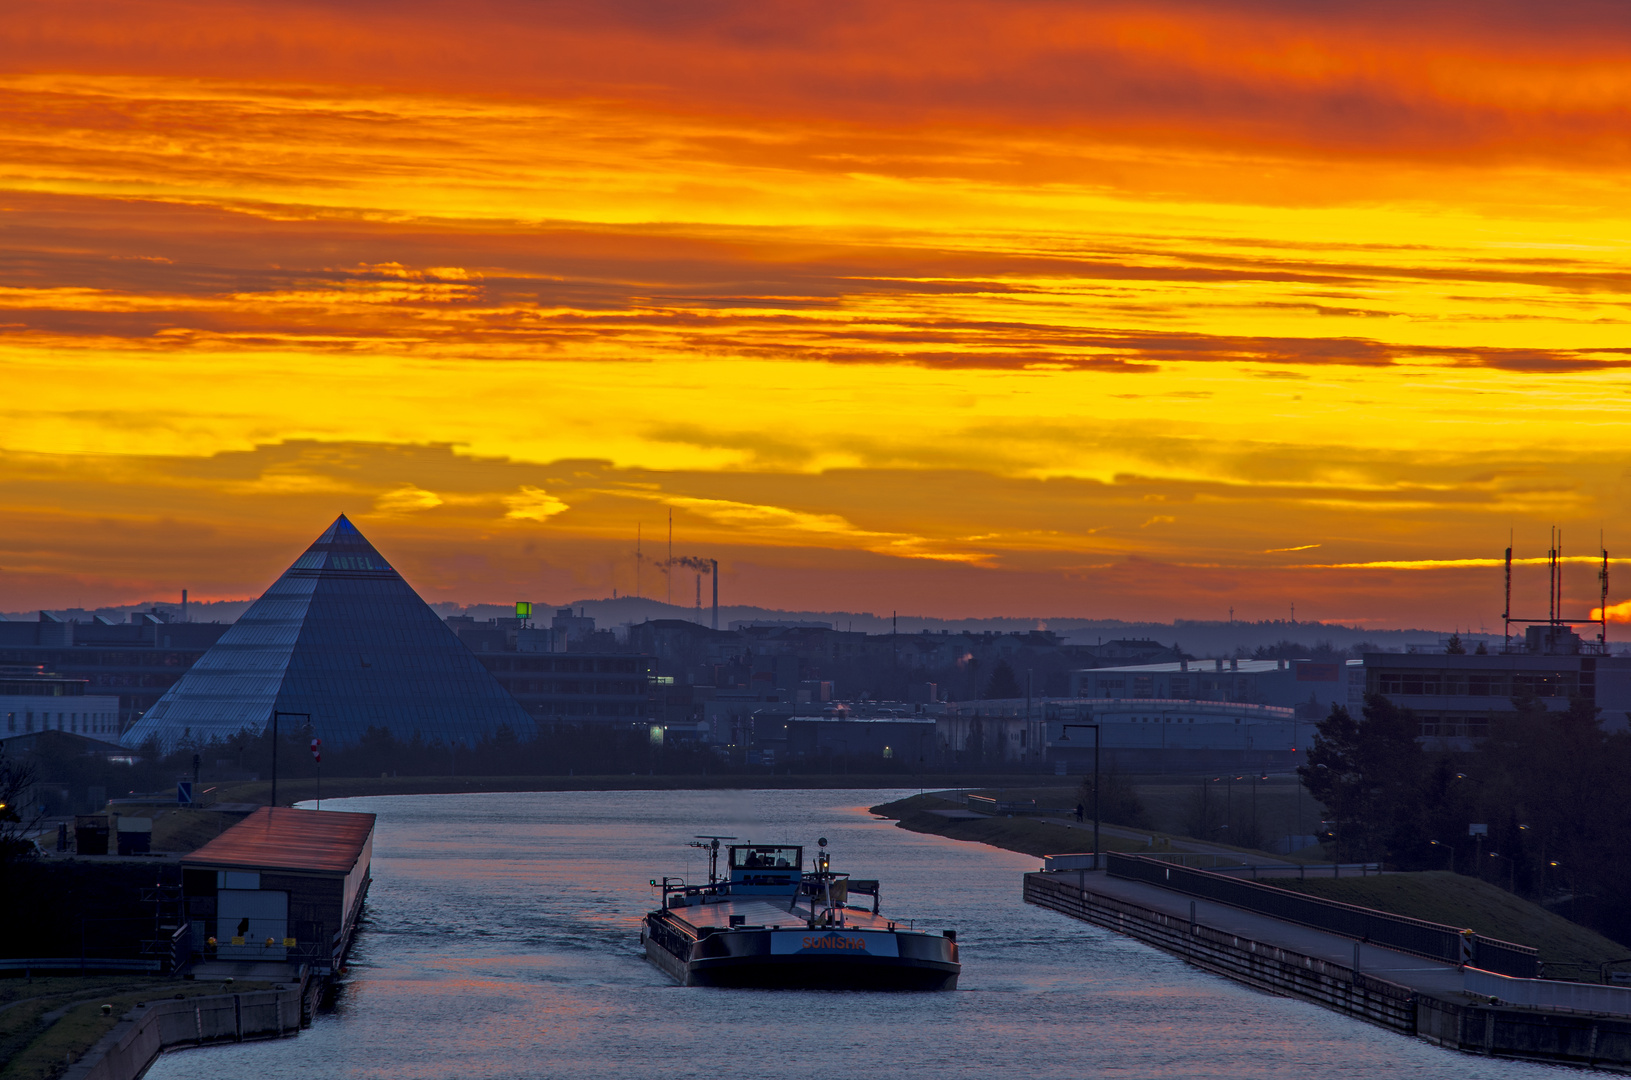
182 806 375 972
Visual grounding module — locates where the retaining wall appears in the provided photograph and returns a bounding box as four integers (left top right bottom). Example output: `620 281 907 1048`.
1024 872 1417 1032
1418 995 1631 1071
64 986 303 1080
1027 871 1631 1073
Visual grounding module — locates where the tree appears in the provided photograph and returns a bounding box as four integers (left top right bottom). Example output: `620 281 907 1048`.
1077 766 1147 828
981 660 1021 699
1298 694 1429 862
1445 633 1466 655
0 742 39 868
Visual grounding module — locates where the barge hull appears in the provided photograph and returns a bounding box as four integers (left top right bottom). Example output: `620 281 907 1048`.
687 955 958 990
643 918 959 990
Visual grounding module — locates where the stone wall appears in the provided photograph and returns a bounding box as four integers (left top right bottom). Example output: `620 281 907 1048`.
64 986 303 1080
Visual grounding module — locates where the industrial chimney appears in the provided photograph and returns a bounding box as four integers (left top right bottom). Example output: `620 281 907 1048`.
711 559 719 631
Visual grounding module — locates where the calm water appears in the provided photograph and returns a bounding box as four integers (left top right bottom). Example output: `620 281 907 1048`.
147 790 1564 1080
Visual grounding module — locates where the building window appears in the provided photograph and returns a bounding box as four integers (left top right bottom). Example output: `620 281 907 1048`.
1512 674 1567 698
1380 673 1443 695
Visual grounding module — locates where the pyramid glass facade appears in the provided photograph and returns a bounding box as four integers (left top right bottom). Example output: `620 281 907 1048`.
122 515 537 752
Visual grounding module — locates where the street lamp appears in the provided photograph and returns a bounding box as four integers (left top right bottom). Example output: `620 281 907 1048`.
269 711 310 808
1428 839 1455 873
1058 723 1100 869
1488 851 1515 893
1250 773 1267 848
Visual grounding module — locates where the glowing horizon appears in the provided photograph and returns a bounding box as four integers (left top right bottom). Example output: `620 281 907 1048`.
6 1 1631 629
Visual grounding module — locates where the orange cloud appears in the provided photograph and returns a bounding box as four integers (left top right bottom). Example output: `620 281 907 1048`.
6 4 1631 625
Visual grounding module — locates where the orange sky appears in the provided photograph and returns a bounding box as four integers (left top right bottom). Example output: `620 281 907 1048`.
6 1 1631 628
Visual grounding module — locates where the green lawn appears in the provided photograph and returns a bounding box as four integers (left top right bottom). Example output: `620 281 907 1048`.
871 793 1186 859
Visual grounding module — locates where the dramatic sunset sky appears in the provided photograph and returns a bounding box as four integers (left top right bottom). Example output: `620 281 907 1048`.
6 0 1631 628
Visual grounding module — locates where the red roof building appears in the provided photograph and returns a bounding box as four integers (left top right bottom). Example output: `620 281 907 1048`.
183 806 376 972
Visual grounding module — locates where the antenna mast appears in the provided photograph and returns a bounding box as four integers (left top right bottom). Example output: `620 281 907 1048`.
1556 528 1565 627
1601 532 1610 649
636 524 642 600
1502 533 1513 648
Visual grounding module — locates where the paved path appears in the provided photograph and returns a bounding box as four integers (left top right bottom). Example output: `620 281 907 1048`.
1055 868 1468 998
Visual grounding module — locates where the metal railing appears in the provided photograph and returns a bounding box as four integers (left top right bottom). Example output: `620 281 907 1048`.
1106 852 1538 977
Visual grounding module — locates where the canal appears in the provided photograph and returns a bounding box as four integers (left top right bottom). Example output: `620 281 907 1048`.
146 789 1565 1079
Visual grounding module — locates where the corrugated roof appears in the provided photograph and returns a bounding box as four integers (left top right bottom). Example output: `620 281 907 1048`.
183 806 375 875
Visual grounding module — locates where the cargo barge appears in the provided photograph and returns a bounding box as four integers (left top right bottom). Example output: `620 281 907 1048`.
641 837 959 990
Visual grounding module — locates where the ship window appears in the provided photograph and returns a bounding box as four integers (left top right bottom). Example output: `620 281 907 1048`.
730 845 802 870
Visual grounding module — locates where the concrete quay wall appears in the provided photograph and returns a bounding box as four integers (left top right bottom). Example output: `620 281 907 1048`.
1417 996 1631 1072
64 987 303 1080
1024 872 1416 1032
1024 872 1631 1072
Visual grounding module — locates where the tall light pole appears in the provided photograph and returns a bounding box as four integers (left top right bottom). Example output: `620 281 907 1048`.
269 711 310 808
1058 723 1101 868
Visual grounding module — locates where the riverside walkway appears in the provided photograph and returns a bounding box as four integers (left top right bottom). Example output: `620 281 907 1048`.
1026 864 1631 1070
1045 867 1464 997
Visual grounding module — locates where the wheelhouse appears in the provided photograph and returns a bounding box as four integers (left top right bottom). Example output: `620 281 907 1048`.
727 844 803 893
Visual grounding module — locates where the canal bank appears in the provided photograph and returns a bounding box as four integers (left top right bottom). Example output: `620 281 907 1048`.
1026 858 1631 1072
63 978 308 1080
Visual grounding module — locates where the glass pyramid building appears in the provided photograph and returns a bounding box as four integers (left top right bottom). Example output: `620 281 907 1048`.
122 515 536 752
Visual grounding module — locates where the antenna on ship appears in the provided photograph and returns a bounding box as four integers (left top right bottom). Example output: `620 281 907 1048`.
690 835 737 884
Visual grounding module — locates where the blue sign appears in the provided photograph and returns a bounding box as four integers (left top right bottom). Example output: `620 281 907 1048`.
177 781 193 806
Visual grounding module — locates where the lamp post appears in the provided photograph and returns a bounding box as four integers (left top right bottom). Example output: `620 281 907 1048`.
1488 851 1515 893
1058 723 1100 869
1251 773 1266 848
1210 777 1227 840
1429 839 1455 873
269 711 310 808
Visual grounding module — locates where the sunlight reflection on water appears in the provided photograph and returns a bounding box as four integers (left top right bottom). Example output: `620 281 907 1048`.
144 790 1565 1080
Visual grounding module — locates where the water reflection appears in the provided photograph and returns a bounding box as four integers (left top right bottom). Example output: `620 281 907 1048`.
146 790 1563 1079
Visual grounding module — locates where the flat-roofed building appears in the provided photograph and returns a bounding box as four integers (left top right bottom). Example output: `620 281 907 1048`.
0 668 122 740
0 617 230 734
182 806 375 972
1364 639 1631 750
939 696 1301 772
1071 657 1363 719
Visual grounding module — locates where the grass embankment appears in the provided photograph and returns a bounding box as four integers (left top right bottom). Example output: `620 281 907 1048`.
1264 873 1628 973
214 773 1053 806
874 793 1629 973
871 792 1188 859
0 977 274 1080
